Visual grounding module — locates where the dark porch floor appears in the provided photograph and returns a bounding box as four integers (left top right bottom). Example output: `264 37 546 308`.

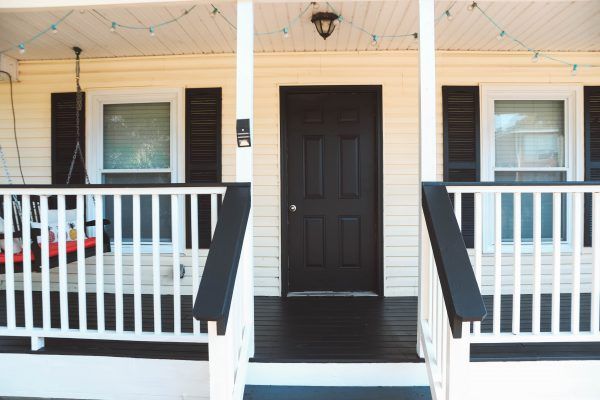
253 296 421 363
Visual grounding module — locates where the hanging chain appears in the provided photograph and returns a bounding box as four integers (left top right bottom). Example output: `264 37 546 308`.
66 47 91 185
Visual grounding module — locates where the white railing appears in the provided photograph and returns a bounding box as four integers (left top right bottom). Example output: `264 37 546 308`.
0 184 226 349
421 183 600 400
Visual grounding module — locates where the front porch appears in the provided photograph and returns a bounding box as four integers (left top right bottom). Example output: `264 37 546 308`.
1 0 600 398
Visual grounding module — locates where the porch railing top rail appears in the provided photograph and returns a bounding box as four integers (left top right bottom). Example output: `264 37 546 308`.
421 183 486 338
194 184 251 336
425 181 600 193
0 183 249 196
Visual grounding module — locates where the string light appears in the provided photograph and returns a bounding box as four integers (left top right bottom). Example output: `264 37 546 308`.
496 30 506 40
445 10 453 21
470 2 599 74
210 5 219 17
467 2 477 11
371 35 379 47
94 5 197 35
0 10 73 56
312 2 319 10
283 27 289 38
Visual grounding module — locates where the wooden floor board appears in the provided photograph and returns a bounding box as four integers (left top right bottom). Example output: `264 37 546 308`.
252 296 422 363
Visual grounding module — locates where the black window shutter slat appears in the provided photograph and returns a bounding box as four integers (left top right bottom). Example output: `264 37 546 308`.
51 92 85 209
185 88 222 249
585 87 600 247
443 86 480 248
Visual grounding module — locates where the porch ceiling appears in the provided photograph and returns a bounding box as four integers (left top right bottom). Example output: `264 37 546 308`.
0 0 598 61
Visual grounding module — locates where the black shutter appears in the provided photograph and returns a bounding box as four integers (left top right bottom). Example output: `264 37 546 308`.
51 92 85 209
185 88 222 249
584 87 600 247
442 86 480 248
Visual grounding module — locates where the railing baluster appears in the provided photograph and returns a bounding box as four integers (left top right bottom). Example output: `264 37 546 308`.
593 192 600 334
211 193 218 237
133 194 142 334
21 195 33 331
493 192 502 335
473 192 482 335
454 192 462 231
513 192 521 335
2 195 15 330
191 194 200 335
76 194 87 331
58 195 69 330
532 192 542 334
172 194 181 335
152 194 162 334
95 194 105 332
572 192 582 334
40 196 51 331
114 194 124 333
552 192 562 334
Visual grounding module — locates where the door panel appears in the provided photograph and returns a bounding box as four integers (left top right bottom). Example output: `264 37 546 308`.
283 88 380 293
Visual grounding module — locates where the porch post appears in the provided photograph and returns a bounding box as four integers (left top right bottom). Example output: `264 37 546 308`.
236 0 255 357
417 0 437 358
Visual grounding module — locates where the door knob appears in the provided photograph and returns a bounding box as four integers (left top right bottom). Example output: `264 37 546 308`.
289 204 297 212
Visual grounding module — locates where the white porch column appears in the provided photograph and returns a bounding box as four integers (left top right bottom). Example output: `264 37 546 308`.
417 0 437 358
236 0 255 357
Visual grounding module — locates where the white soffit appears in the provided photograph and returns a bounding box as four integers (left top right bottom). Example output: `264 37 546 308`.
0 1 598 60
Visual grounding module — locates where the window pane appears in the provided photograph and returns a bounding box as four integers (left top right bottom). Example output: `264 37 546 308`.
103 102 171 169
103 173 172 242
495 100 565 168
496 171 566 242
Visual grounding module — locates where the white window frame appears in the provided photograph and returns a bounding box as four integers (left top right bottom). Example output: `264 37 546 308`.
86 87 185 253
480 84 584 253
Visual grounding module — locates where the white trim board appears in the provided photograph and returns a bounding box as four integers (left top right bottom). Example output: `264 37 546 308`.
468 360 600 400
0 353 209 400
247 362 428 387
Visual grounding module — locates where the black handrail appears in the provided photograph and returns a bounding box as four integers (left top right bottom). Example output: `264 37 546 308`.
193 184 251 335
421 183 486 338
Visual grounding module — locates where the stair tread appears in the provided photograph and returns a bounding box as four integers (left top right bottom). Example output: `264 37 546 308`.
243 386 431 400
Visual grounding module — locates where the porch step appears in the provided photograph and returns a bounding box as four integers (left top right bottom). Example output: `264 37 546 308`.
243 386 431 400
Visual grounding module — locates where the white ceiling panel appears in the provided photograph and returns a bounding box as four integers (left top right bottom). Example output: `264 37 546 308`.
0 0 598 60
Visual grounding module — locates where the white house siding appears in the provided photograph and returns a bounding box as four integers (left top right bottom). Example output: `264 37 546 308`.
0 51 599 297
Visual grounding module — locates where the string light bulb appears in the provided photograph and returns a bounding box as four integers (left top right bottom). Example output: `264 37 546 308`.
334 15 343 26
572 64 578 76
149 26 155 37
210 6 219 17
467 2 477 11
283 27 289 38
312 2 319 10
445 10 453 21
531 52 540 63
51 24 58 34
496 30 506 40
413 32 418 39
110 22 117 32
371 34 378 47
18 43 25 54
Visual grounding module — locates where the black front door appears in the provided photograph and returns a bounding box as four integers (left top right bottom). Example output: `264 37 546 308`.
282 86 380 293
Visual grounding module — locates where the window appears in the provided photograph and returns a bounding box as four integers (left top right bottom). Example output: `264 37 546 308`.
88 89 184 245
481 85 582 248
